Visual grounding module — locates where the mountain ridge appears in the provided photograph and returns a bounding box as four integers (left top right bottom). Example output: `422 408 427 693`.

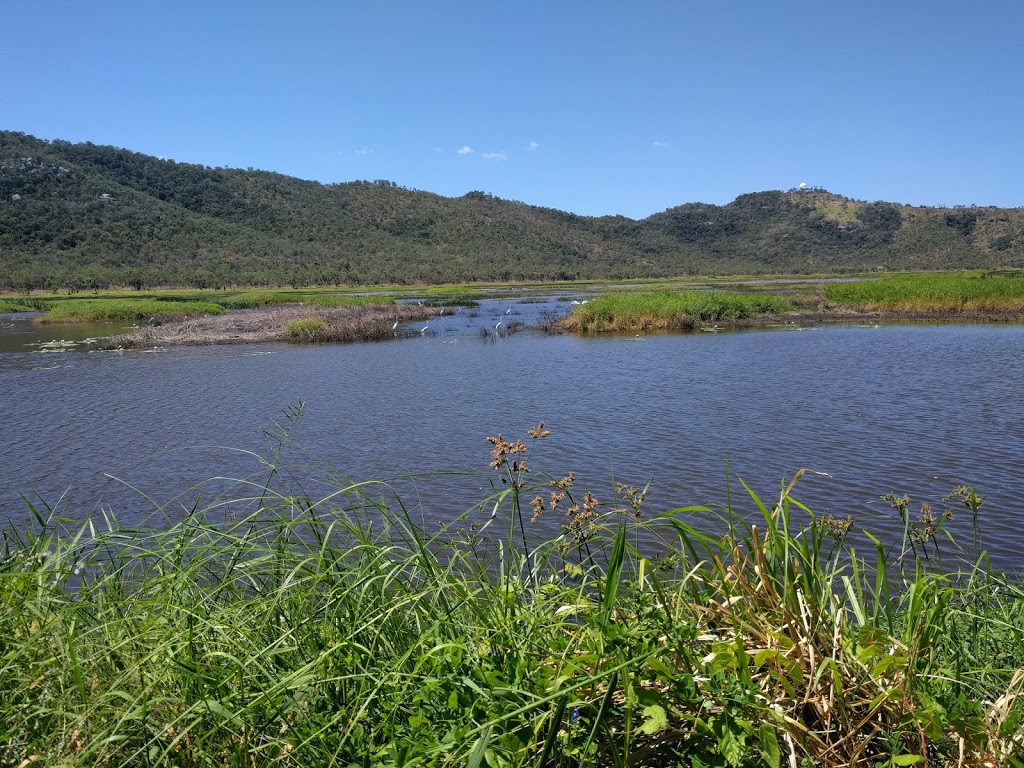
2 131 1022 290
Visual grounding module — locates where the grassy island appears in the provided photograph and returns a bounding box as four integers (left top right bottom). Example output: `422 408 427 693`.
1 423 1022 767
556 292 793 333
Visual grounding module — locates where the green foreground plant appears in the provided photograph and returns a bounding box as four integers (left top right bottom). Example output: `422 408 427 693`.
1 420 1022 767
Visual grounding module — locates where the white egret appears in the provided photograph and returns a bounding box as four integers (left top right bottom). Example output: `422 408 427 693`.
420 325 429 333
392 320 399 330
495 320 502 329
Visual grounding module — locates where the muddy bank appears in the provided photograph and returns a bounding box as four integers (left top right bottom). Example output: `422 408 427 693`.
99 303 437 349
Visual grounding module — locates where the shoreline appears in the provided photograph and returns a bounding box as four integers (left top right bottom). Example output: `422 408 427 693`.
94 303 1024 349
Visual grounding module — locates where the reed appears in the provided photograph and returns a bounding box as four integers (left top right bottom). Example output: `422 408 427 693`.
37 299 226 324
826 273 1024 313
0 297 52 313
562 291 792 333
1 422 1021 767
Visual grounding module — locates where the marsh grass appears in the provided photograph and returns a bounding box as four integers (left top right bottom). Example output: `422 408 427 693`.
283 316 331 341
219 292 393 310
37 299 226 324
2 419 1022 767
562 292 792 333
825 273 1024 313
0 297 51 313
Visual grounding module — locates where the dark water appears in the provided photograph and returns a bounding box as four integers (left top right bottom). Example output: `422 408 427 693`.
2 302 1023 569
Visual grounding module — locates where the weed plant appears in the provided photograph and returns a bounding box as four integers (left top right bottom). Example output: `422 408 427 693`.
566 292 791 333
1 418 1022 767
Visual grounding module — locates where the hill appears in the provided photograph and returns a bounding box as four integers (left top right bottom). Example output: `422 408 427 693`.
2 131 1022 290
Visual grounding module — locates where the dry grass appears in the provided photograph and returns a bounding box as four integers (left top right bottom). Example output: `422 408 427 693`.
99 303 435 348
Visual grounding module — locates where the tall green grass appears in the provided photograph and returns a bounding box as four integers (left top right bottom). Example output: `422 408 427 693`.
568 291 791 332
1 421 1022 766
218 291 393 310
826 273 1024 312
37 299 227 324
32 293 391 323
0 297 52 313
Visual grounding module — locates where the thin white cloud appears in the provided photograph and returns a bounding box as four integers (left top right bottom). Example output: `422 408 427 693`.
456 146 473 155
481 151 507 160
527 141 539 152
354 148 374 156
652 140 671 149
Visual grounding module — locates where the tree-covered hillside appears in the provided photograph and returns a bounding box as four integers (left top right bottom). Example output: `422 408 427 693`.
2 131 1022 290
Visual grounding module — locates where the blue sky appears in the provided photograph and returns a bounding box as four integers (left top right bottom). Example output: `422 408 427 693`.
4 0 1022 218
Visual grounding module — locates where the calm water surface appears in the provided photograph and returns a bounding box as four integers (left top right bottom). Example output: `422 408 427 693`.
2 302 1023 569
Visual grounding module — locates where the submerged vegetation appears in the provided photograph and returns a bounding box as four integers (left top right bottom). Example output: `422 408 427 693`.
2 420 1022 767
560 292 792 333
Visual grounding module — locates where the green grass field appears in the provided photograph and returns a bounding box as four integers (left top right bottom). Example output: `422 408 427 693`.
36 298 227 324
826 272 1024 312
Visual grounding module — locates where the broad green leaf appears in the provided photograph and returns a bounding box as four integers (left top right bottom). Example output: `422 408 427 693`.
719 727 746 768
890 755 924 766
638 704 669 736
758 724 781 768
